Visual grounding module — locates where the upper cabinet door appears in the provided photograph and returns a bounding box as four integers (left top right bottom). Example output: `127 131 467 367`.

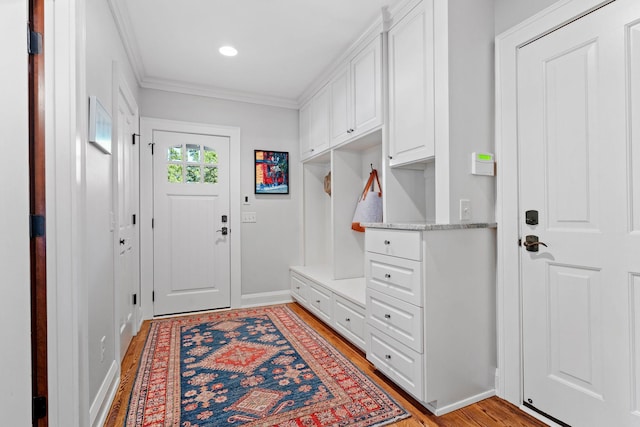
310 85 331 155
330 66 351 146
388 0 435 167
351 37 383 138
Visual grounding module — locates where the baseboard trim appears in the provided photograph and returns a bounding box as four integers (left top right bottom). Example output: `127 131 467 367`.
241 290 293 308
426 389 496 416
89 360 120 427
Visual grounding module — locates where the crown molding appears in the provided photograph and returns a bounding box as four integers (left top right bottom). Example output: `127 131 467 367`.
107 0 145 85
140 77 300 110
296 13 385 106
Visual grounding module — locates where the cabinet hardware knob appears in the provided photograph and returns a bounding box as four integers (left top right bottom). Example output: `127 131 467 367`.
345 318 351 322
384 273 391 279
385 354 391 360
388 155 393 160
384 313 391 319
349 128 354 133
119 239 125 245
296 286 300 290
315 300 321 304
384 240 391 245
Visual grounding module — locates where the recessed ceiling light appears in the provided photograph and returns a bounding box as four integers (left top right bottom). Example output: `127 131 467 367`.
219 46 238 57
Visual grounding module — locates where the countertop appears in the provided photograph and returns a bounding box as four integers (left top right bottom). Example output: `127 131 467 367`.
361 222 497 231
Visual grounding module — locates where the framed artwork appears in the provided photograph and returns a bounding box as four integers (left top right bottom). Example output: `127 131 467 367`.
254 150 289 194
88 95 112 154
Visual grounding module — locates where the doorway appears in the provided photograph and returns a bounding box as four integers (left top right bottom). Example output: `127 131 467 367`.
139 118 242 319
497 0 640 425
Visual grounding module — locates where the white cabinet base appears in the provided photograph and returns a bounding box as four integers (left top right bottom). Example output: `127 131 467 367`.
290 266 366 351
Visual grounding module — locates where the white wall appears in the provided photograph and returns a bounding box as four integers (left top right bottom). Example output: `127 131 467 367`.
0 0 32 425
140 89 301 299
446 0 496 223
494 0 560 35
85 0 139 412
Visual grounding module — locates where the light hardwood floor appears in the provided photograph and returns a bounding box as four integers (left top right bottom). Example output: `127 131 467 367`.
105 303 547 427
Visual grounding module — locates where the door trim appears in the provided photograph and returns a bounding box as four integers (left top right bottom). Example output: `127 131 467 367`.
139 118 241 320
495 0 613 408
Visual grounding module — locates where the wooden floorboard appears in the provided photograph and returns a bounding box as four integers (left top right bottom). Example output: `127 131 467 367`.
105 303 547 427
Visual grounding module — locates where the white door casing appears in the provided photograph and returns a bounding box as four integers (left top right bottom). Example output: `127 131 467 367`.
518 1 639 424
140 118 241 320
113 64 140 360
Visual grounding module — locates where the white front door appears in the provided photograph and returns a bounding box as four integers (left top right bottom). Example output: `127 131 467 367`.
115 83 139 360
518 0 640 425
153 130 231 316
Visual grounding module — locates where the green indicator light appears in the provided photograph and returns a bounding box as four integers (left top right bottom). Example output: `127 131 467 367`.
477 154 492 161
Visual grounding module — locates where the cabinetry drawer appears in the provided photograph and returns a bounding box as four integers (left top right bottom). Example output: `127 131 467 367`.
365 228 421 261
290 273 309 304
333 296 366 350
366 289 423 352
367 252 422 304
367 326 424 401
308 283 332 324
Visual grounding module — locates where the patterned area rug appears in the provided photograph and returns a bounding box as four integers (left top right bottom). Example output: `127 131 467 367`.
126 305 409 426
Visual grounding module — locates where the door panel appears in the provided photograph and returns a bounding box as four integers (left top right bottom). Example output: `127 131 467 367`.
116 85 139 361
632 23 640 232
153 131 230 315
518 1 640 425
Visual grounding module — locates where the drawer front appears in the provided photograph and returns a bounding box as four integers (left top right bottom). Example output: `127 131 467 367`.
367 253 422 305
333 296 366 350
365 228 421 261
308 283 332 324
366 289 423 352
367 327 424 401
290 273 309 304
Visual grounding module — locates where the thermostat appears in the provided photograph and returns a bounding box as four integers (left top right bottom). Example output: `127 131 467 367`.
471 152 495 176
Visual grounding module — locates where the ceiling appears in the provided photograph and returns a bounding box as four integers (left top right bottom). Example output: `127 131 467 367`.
108 0 402 109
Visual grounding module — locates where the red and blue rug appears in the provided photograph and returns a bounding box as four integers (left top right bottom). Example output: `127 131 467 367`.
125 305 409 426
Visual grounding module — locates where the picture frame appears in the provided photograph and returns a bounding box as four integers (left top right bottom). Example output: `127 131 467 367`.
254 150 289 194
88 95 112 154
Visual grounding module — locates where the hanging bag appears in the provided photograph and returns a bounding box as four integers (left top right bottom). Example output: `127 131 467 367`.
351 169 382 232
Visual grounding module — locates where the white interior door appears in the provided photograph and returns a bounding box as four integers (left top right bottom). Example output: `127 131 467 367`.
153 131 231 316
518 1 640 425
115 83 140 361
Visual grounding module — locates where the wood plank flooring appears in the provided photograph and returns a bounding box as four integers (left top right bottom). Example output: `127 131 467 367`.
105 303 547 427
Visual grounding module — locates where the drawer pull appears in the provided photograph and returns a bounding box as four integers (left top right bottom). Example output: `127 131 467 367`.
296 286 300 290
384 313 391 319
384 273 391 279
345 317 351 322
384 240 391 245
385 354 392 360
315 300 321 304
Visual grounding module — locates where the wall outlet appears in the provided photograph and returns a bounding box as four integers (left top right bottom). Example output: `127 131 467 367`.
242 212 257 223
459 199 472 221
100 336 106 363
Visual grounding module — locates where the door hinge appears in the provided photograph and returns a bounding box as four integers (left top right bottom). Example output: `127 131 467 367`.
132 293 137 305
152 291 155 302
518 238 522 247
30 214 46 238
32 395 46 420
152 218 154 229
132 214 136 225
27 25 43 55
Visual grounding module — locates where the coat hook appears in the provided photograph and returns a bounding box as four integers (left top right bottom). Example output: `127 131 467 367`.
370 163 374 172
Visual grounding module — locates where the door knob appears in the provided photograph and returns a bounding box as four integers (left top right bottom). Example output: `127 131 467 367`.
523 235 547 252
216 226 228 235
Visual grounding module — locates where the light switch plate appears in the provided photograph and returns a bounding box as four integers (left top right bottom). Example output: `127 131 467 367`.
460 199 472 221
242 212 257 223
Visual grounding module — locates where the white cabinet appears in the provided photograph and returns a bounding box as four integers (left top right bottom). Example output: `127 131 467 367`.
387 0 435 167
290 267 367 351
329 66 350 145
365 226 497 415
350 37 383 139
300 85 331 161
